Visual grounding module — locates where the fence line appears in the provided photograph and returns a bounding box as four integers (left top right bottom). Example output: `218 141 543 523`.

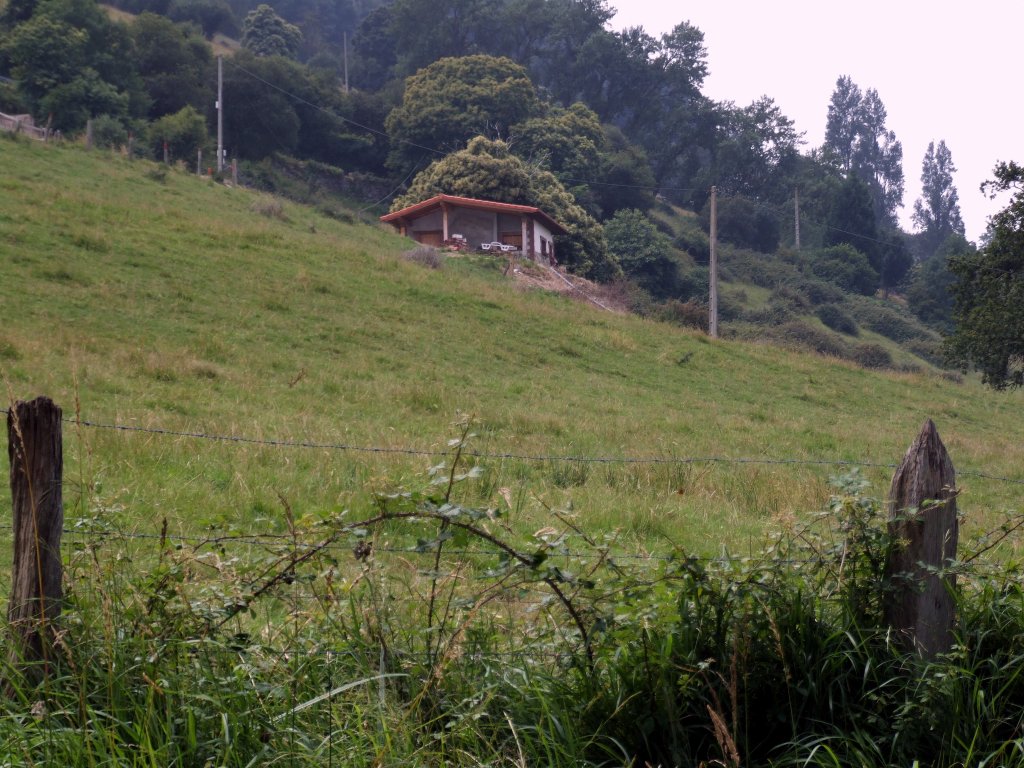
1 409 1012 485
0 110 49 141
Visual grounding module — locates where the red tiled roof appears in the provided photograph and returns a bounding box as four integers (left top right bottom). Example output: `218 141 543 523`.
380 194 566 234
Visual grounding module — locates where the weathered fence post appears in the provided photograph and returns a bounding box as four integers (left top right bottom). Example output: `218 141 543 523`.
884 419 957 656
7 397 63 676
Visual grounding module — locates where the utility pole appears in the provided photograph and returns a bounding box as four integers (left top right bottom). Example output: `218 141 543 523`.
343 32 349 93
709 185 718 339
217 55 224 172
794 187 801 251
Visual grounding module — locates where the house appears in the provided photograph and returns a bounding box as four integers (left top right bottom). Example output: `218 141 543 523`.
380 194 566 263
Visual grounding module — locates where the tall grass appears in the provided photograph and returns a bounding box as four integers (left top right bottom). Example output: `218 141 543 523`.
2 433 1024 766
0 137 1023 552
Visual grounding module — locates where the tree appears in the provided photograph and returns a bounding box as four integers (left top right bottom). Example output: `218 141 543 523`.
604 209 679 298
167 0 236 37
511 103 603 180
946 161 1024 388
387 0 487 76
241 3 302 58
147 104 208 160
699 194 780 253
394 136 618 281
219 50 301 158
593 128 657 217
2 0 145 131
822 76 904 226
907 234 973 332
824 175 881 274
385 55 542 172
131 12 213 119
854 87 904 226
715 95 803 200
912 140 965 258
823 75 862 173
878 230 913 296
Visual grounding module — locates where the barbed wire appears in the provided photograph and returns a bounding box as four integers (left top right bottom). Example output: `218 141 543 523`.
2 407 1023 485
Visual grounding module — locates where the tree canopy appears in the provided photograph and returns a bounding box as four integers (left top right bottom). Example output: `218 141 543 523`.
822 76 904 226
912 140 965 258
946 161 1024 388
241 3 302 58
385 55 541 172
394 136 618 281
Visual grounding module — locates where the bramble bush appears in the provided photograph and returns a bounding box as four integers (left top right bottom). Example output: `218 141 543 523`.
4 425 1024 767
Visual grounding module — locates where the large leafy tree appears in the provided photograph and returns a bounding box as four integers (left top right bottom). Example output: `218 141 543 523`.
946 161 1024 388
241 3 302 58
822 76 904 226
510 102 604 183
912 140 965 258
2 0 146 130
824 175 880 270
394 136 618 281
907 234 973 332
714 95 803 200
604 209 678 298
131 12 212 119
385 55 542 172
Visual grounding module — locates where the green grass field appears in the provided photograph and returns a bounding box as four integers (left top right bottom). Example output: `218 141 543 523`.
1 134 1022 555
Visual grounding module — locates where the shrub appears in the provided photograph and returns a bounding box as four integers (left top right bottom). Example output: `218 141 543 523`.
658 299 708 331
673 227 710 264
723 248 804 288
854 303 932 343
403 246 444 269
770 284 811 312
742 302 794 326
250 196 288 221
851 343 893 369
905 338 945 367
772 321 848 357
817 304 859 335
147 105 209 163
90 114 128 149
809 244 879 295
789 276 845 306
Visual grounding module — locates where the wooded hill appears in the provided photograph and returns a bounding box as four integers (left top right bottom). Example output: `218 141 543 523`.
0 0 977 359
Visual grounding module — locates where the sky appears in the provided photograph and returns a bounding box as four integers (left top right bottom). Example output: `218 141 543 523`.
610 1 1022 242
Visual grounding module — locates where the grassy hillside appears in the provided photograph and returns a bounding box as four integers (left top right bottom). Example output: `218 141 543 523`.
1 134 1022 554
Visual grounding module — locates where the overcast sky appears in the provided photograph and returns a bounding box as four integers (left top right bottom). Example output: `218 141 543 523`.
610 1 1021 242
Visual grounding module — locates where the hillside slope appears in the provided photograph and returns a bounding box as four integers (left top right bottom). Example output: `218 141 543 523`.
1 135 1021 551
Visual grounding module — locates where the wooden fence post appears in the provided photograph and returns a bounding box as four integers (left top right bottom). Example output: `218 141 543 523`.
7 397 63 676
884 419 957 656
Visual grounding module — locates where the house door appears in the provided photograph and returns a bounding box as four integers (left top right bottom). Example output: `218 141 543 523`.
416 231 443 246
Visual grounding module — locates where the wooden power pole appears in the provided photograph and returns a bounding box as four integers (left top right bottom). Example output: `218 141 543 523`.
217 55 224 172
709 186 718 338
794 188 801 251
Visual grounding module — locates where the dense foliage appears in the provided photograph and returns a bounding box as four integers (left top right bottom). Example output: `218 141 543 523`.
946 161 1024 388
0 0 982 345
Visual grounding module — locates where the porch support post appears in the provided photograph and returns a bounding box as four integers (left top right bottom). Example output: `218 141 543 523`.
441 202 449 242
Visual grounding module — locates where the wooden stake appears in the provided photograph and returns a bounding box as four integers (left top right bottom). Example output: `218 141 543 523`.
885 419 958 656
7 397 63 676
